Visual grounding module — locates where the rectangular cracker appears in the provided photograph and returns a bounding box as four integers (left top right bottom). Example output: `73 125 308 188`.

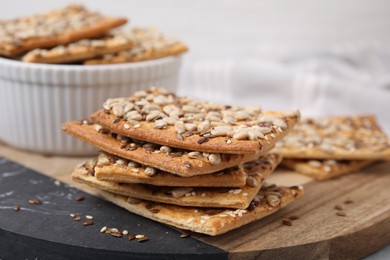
72 154 282 209
281 159 375 181
22 34 133 64
0 5 127 57
89 87 300 154
95 152 247 187
62 121 260 176
274 115 390 160
83 27 188 65
96 184 304 236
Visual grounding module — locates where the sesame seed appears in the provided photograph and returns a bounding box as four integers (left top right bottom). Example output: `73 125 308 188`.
85 215 93 220
242 192 248 197
122 230 129 235
128 234 136 240
70 213 75 218
135 234 144 239
13 205 20 212
124 123 130 129
180 233 190 238
74 216 81 221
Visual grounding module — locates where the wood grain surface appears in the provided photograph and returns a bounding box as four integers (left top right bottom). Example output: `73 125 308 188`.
1 142 389 259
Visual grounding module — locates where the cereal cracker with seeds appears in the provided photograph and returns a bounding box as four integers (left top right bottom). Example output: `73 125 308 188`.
281 158 375 181
93 152 247 187
89 87 300 154
72 154 282 209
62 121 261 176
274 115 390 160
22 34 133 64
84 27 188 65
96 184 303 236
0 5 127 57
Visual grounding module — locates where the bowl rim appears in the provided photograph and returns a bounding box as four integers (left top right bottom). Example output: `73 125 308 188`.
0 55 181 71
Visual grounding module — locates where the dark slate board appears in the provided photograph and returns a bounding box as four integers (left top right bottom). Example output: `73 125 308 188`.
0 157 227 260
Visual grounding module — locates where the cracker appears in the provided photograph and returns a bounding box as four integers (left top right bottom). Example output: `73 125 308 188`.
72 154 282 209
281 159 375 181
95 152 247 187
89 87 300 154
62 121 260 176
83 27 188 65
0 5 127 57
96 184 303 236
22 34 133 64
274 115 390 160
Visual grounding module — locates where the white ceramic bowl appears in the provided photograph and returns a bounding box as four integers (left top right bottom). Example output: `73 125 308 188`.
0 56 182 155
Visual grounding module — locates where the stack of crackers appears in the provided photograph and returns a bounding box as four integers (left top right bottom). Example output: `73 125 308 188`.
63 87 304 236
275 115 390 180
0 5 188 64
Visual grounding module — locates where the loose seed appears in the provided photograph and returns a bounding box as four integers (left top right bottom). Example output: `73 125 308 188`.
122 230 129 235
70 213 75 218
135 234 144 239
128 234 137 240
75 195 85 201
28 198 41 205
13 205 20 212
111 232 123 238
86 215 93 220
180 233 190 238
100 226 107 233
83 221 94 226
138 237 149 242
74 216 81 221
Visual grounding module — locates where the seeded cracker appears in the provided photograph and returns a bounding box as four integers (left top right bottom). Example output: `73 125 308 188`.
96 185 303 236
62 121 260 176
84 27 188 65
281 158 375 181
89 87 300 154
22 34 134 64
274 115 390 160
0 5 127 57
72 154 282 209
94 152 248 187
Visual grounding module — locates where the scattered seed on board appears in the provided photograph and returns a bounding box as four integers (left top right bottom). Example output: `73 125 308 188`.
13 205 20 212
86 215 93 220
75 195 85 201
180 233 190 238
83 221 94 226
28 198 42 205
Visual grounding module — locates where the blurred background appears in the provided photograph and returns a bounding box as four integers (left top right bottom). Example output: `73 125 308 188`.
1 0 390 133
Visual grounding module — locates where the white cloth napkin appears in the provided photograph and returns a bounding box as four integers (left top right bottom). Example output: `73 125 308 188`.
178 43 390 134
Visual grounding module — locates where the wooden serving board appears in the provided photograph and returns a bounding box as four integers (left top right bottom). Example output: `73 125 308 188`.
1 143 389 259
